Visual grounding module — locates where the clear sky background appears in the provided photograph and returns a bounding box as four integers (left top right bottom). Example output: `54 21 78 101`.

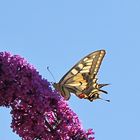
0 0 140 140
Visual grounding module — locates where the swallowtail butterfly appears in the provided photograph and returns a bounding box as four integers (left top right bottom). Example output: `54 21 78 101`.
53 50 109 102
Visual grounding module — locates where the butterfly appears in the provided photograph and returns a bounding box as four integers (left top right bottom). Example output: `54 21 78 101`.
53 50 109 102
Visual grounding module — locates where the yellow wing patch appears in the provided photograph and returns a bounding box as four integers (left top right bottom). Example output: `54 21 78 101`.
66 73 87 90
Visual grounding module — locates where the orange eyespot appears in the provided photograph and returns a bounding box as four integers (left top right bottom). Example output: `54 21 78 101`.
78 93 86 99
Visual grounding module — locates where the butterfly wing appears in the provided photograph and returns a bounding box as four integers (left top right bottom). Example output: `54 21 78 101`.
58 50 106 100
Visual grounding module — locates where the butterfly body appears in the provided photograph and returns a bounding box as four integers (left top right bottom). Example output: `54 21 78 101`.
53 50 108 102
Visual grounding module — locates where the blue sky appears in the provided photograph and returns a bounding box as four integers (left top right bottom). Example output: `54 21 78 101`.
0 0 140 140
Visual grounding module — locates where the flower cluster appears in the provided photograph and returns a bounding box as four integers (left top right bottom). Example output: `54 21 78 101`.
0 52 94 140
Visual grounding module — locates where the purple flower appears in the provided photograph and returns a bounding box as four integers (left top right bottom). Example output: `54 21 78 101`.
0 52 95 140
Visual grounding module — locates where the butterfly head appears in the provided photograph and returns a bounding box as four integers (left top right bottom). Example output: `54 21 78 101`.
52 82 60 90
53 82 71 100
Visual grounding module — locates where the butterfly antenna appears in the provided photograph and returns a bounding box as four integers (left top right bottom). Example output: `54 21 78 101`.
47 66 56 82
